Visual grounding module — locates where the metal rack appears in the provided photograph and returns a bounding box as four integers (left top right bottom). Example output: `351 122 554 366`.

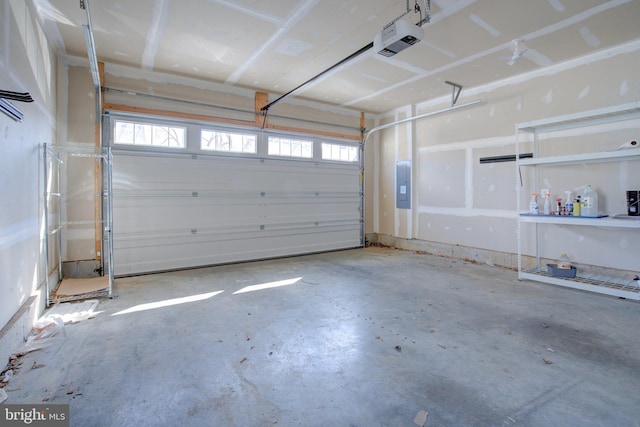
515 102 640 300
43 143 114 305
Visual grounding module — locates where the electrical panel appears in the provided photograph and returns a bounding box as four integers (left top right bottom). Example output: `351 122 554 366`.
396 160 411 209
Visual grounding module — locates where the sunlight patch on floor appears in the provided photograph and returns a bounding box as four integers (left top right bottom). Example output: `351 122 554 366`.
233 277 302 294
112 290 224 316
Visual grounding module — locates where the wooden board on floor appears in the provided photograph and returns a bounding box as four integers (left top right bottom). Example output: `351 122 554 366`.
56 276 109 297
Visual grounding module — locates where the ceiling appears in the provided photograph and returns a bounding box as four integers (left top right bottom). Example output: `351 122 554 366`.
34 0 640 114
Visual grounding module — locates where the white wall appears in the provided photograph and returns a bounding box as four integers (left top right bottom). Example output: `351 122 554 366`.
373 41 640 272
0 0 57 357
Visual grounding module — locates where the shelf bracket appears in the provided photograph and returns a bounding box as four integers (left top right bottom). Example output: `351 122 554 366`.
445 81 463 106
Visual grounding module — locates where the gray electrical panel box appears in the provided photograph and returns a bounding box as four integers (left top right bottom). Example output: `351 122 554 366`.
396 160 411 209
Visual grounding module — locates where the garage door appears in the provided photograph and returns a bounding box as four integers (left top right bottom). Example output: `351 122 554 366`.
108 115 363 276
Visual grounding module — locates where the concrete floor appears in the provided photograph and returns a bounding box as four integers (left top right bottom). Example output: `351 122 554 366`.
4 247 640 426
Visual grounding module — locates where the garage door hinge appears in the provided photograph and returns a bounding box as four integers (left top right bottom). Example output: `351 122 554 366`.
192 191 198 197
191 228 197 234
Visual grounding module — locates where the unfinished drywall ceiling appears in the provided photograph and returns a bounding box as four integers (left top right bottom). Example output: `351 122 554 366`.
34 0 640 114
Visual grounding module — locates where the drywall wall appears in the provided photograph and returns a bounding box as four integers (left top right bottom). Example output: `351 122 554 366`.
0 0 57 357
374 43 640 273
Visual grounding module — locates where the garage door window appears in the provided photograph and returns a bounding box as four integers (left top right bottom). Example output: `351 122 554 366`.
268 137 313 158
201 130 257 153
114 120 186 148
321 142 359 162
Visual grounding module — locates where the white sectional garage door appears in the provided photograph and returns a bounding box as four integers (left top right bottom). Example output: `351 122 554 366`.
109 117 363 276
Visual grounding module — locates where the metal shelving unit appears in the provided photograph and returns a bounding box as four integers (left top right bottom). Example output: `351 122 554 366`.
43 143 114 305
515 102 640 300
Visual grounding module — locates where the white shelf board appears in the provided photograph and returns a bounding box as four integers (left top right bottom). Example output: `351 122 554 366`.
518 148 640 166
516 101 640 133
519 268 640 300
518 214 640 229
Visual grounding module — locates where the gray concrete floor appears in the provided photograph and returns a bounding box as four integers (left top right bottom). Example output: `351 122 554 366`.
4 247 640 426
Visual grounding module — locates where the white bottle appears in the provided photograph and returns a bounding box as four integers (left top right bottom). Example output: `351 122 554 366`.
582 185 598 217
529 194 539 214
557 253 571 269
543 194 551 215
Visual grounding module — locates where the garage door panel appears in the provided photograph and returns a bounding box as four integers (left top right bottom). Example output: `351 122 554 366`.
115 155 358 189
113 196 360 232
114 223 361 275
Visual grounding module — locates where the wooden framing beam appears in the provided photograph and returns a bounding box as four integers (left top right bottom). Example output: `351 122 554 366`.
255 92 269 128
264 123 361 141
103 103 257 128
103 102 362 141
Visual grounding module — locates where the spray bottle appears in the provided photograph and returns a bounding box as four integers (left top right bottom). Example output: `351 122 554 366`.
564 191 573 215
529 193 539 214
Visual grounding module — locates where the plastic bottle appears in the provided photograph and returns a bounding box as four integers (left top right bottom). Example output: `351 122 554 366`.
573 196 581 216
557 253 571 269
564 191 573 215
582 185 598 217
529 193 539 214
543 194 551 215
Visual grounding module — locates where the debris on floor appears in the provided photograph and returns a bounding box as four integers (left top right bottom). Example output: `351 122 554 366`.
30 315 64 343
31 361 46 370
413 409 429 426
2 351 24 389
0 311 70 390
39 299 100 325
543 358 553 364
395 345 402 352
